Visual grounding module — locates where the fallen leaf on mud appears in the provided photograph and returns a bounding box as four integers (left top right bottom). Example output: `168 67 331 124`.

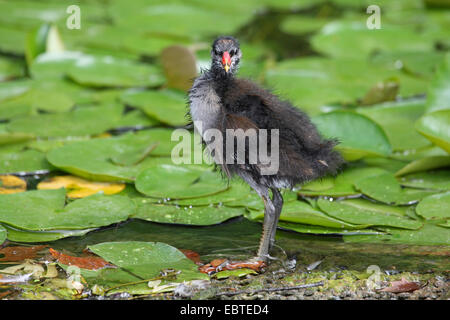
0 290 13 299
0 260 45 279
49 248 115 270
37 175 125 198
380 278 421 293
0 245 47 262
198 259 266 275
180 249 202 264
0 175 26 194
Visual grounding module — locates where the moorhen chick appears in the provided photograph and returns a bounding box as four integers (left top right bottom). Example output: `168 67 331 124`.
188 36 343 263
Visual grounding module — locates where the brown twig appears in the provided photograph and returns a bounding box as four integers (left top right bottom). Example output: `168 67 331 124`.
215 281 324 297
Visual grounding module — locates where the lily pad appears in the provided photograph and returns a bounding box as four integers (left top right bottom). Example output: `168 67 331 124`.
355 172 436 205
399 170 450 191
344 224 450 245
47 129 179 182
135 164 228 199
0 149 53 174
2 224 95 243
357 99 430 151
317 198 423 230
0 225 5 245
299 166 388 197
395 156 450 176
67 55 165 88
278 222 382 235
6 104 123 138
415 109 450 153
416 192 450 221
250 200 362 229
88 241 208 282
121 89 187 126
426 53 450 113
0 189 135 231
133 202 245 225
313 111 391 160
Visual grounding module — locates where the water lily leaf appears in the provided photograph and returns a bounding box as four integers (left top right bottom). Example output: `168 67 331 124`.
278 222 382 235
395 156 450 176
6 104 123 138
133 202 245 225
311 20 434 59
0 132 34 146
121 89 187 126
49 248 114 271
47 129 178 182
0 149 53 174
0 57 24 81
251 200 362 229
67 55 165 88
37 175 126 199
0 26 27 55
399 170 450 191
0 175 26 194
88 241 208 282
115 110 159 129
317 198 423 230
281 16 331 34
136 164 228 199
0 189 135 231
299 166 388 197
312 111 391 160
354 172 436 205
0 225 5 245
1 224 95 243
415 109 450 153
344 224 450 245
426 53 450 113
0 80 31 103
416 192 450 221
265 57 427 114
357 99 430 151
213 268 257 279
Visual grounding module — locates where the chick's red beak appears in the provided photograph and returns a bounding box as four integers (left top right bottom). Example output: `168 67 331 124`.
222 51 231 72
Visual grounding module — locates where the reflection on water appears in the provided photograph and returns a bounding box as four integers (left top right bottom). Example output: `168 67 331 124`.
50 217 449 272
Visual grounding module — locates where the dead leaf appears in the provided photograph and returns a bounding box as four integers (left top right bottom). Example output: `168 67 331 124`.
160 45 197 91
0 245 47 262
180 249 202 264
49 248 114 270
380 277 421 293
199 259 266 275
37 175 125 198
0 260 45 279
0 175 26 194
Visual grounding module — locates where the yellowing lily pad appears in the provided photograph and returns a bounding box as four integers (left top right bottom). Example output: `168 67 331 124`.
37 175 125 198
0 175 26 194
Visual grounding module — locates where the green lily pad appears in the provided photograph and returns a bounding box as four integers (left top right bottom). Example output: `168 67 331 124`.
67 55 165 88
317 198 423 230
47 129 179 182
344 224 450 245
0 79 31 103
6 104 123 138
313 111 391 160
278 222 382 235
426 53 450 113
299 166 388 197
0 57 24 81
281 16 331 34
121 89 187 126
416 192 450 221
133 202 245 225
250 200 361 229
214 268 257 279
0 189 135 231
88 241 208 282
0 132 34 146
357 99 430 151
355 172 436 205
399 170 450 191
395 156 450 176
135 165 228 199
311 20 434 59
415 109 450 153
0 224 6 245
115 110 159 129
265 57 427 114
0 149 53 174
2 224 95 243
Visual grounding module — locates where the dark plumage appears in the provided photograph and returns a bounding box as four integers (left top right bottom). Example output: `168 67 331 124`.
188 36 343 261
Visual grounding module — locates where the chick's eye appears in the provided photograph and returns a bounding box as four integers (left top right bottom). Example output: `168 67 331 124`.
214 49 220 55
230 49 236 56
